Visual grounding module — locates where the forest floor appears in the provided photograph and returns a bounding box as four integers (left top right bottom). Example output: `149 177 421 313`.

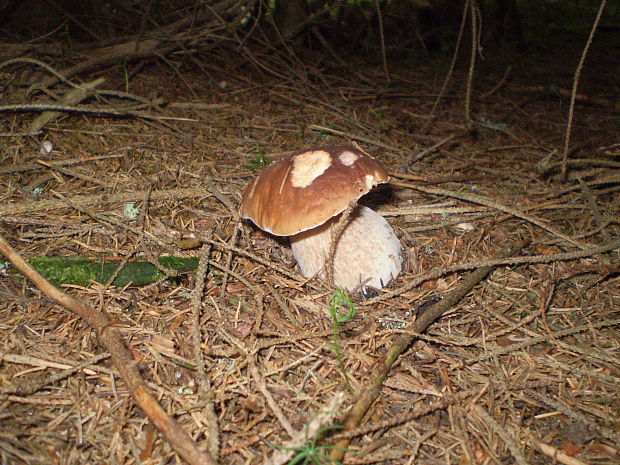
1 41 619 465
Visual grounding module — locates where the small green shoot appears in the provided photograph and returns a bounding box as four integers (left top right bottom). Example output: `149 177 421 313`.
265 425 347 465
327 288 356 393
230 295 249 311
244 153 271 171
117 57 130 92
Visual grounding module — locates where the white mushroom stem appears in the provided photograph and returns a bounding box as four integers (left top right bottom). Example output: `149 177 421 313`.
290 205 402 292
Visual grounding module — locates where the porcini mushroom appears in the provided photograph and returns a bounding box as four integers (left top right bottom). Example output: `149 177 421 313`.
240 146 402 292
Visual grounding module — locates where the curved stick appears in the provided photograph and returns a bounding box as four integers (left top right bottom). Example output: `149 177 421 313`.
0 234 216 465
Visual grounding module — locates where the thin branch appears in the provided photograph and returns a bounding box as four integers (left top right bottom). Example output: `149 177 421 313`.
561 0 607 179
390 180 586 248
0 186 222 216
329 239 529 462
248 354 296 437
473 405 527 465
464 0 478 126
192 240 220 460
367 237 620 305
424 0 469 128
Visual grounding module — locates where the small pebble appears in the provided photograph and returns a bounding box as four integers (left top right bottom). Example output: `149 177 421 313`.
40 140 53 155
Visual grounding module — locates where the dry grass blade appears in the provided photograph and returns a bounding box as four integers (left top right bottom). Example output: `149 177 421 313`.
0 234 217 465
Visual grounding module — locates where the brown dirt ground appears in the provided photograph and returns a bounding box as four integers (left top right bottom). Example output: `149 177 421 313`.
1 43 619 465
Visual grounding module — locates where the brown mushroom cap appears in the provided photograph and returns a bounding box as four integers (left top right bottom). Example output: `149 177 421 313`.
240 146 389 236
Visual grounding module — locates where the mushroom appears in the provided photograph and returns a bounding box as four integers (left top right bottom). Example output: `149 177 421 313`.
240 146 402 292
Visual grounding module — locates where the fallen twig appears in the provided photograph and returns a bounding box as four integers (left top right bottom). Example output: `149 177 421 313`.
28 77 106 133
331 379 552 441
368 237 620 305
390 179 586 248
473 405 528 465
531 435 589 465
248 354 296 437
0 102 195 123
191 240 220 460
0 154 124 175
330 239 530 462
0 186 222 216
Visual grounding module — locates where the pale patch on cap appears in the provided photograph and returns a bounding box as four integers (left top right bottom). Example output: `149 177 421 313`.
338 150 359 166
364 174 376 190
290 150 332 188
